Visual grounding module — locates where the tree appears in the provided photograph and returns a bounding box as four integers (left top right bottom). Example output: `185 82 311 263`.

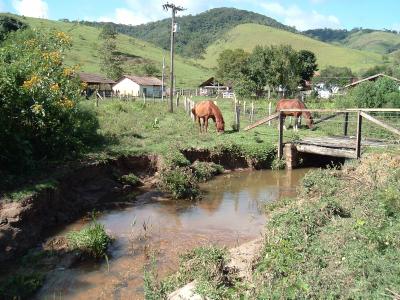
0 16 27 41
247 46 272 96
99 24 123 80
141 63 160 76
216 49 249 84
298 50 318 82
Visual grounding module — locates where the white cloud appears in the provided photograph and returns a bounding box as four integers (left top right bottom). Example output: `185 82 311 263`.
12 0 48 18
95 0 222 26
261 1 341 30
391 23 400 32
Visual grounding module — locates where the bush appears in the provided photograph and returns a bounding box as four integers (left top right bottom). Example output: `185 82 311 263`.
192 161 224 182
159 167 199 199
0 29 100 184
67 220 111 258
164 151 191 168
119 173 140 186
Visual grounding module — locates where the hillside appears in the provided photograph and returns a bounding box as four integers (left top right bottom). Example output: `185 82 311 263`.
343 31 400 54
78 7 296 58
1 14 210 87
198 23 385 72
304 28 400 55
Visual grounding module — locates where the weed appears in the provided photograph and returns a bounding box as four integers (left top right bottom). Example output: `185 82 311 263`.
192 161 224 182
67 219 111 259
271 157 286 170
159 167 199 199
119 173 141 186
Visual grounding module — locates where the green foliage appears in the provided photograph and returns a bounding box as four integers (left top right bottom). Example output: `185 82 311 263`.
159 167 199 199
140 63 160 77
271 158 286 170
4 179 58 202
67 219 111 258
99 24 123 80
216 48 249 84
164 151 191 168
192 161 224 182
0 29 100 187
0 272 44 300
119 173 140 186
298 50 318 81
347 77 400 108
0 15 27 41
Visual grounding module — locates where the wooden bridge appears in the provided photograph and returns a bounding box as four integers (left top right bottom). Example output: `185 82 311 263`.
244 108 400 162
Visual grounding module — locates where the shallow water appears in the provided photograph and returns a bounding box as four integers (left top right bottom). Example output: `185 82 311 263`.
36 168 310 300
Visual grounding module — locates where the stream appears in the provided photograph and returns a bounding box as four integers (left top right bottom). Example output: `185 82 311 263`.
36 168 310 300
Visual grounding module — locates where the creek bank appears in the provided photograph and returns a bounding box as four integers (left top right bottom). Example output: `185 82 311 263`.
0 148 271 263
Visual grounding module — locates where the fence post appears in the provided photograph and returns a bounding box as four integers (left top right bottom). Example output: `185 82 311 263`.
355 111 362 159
235 105 240 131
343 112 349 136
268 102 272 126
176 94 180 107
243 101 246 116
251 102 254 123
143 93 146 104
190 101 195 121
278 111 284 160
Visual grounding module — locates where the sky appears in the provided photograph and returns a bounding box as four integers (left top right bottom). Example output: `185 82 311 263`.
1 0 399 31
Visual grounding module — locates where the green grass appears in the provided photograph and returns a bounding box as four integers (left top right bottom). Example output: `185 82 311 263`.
1 13 210 88
67 219 111 258
343 30 400 54
197 23 385 72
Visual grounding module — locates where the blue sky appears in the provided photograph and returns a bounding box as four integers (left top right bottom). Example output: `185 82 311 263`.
1 0 399 31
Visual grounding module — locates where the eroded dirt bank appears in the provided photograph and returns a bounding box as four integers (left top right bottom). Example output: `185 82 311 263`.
0 149 261 263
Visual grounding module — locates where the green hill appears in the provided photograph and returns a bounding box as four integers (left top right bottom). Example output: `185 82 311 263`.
343 31 400 54
78 7 296 58
197 23 385 72
1 14 210 87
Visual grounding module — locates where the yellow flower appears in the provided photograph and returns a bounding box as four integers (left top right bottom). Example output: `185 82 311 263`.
80 82 88 90
59 97 75 109
55 31 72 45
31 103 44 115
50 83 60 91
42 51 61 64
63 67 74 77
23 75 40 89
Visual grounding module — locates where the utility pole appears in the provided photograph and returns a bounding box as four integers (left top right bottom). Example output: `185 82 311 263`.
163 2 185 113
161 54 165 101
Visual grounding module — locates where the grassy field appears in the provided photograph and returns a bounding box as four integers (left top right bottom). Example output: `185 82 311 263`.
342 30 400 55
2 14 210 88
197 23 385 72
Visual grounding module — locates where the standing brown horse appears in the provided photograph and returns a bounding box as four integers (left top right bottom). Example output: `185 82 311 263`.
192 100 225 133
276 98 313 131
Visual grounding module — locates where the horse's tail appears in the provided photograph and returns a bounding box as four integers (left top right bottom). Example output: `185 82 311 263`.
191 107 196 116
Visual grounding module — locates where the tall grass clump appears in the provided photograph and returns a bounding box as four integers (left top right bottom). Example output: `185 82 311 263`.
159 167 199 199
192 161 224 182
67 219 111 259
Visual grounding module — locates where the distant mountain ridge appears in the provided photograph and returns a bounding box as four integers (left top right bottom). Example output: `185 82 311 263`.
303 28 400 54
74 7 296 58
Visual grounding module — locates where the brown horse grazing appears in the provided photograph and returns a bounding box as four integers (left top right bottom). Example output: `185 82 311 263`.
276 99 313 131
192 100 225 133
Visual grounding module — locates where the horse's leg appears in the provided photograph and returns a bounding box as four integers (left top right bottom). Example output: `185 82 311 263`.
205 117 209 133
294 116 298 131
196 116 202 133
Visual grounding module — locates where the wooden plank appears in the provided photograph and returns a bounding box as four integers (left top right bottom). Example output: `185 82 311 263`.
296 144 357 159
313 112 343 125
278 112 284 159
279 108 400 113
356 111 363 158
244 112 280 131
360 111 400 136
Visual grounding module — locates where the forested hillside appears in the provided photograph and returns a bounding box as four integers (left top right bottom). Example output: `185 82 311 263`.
76 7 296 58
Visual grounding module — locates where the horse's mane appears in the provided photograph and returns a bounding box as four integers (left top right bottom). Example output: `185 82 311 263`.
209 102 225 124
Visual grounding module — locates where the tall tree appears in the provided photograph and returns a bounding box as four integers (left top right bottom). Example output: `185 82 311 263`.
216 48 249 84
99 24 123 80
247 46 272 96
298 50 318 82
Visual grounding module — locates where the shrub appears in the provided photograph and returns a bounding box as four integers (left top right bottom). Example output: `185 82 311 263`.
164 151 191 168
119 173 140 186
271 157 285 170
159 167 199 199
192 161 224 182
0 28 100 184
67 220 111 258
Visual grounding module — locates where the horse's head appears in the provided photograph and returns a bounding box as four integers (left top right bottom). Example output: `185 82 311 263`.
216 120 225 133
305 113 314 129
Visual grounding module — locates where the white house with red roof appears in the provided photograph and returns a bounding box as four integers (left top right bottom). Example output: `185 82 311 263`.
112 75 163 97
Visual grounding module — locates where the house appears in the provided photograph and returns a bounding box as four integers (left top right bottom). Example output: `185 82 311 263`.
344 73 400 89
199 77 230 96
112 75 163 97
78 72 115 97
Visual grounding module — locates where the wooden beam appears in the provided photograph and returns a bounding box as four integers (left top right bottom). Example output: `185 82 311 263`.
360 111 400 136
244 112 280 131
278 112 284 159
296 144 357 159
313 112 343 125
356 111 362 159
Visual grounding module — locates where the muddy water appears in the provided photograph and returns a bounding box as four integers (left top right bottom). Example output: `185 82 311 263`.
37 169 310 300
